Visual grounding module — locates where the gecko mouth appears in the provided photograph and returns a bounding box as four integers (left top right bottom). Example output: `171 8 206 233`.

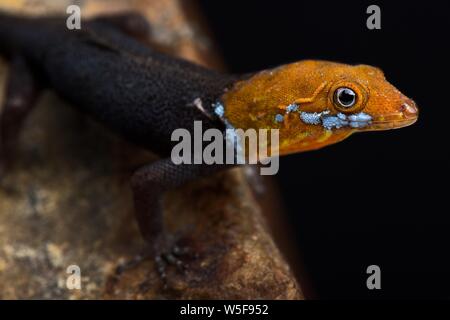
297 102 418 131
367 117 418 130
367 102 419 130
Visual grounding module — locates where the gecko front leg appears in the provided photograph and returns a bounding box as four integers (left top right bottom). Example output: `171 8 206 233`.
117 157 227 285
0 55 41 178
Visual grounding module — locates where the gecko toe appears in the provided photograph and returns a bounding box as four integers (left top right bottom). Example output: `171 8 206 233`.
112 235 192 292
155 241 190 279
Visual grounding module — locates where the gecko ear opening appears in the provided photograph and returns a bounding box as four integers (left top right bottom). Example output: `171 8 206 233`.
329 81 368 114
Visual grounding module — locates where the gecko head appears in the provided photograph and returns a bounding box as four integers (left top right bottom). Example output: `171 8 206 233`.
220 60 418 155
323 63 418 131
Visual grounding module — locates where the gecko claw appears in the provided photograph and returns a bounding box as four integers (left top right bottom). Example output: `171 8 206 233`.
113 235 191 290
155 241 190 275
135 243 190 293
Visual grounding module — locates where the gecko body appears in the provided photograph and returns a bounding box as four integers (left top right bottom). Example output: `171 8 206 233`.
0 12 418 282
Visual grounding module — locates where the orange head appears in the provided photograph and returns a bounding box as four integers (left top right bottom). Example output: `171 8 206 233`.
219 60 418 155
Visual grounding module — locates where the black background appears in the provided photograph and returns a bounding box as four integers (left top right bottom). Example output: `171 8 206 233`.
199 0 450 299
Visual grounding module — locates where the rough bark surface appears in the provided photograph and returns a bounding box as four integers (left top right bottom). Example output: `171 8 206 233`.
0 0 302 299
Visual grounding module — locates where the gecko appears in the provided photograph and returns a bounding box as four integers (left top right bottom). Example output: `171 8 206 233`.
0 12 418 282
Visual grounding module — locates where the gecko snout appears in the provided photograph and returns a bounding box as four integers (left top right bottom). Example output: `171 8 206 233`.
367 98 418 130
400 100 418 120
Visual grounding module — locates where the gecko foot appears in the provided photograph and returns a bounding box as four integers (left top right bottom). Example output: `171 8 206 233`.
138 243 191 292
150 235 192 290
114 235 191 290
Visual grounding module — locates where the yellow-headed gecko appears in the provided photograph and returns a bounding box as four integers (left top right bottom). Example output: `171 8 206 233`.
0 12 418 282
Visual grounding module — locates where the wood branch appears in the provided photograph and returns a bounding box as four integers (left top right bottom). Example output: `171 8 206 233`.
0 0 302 299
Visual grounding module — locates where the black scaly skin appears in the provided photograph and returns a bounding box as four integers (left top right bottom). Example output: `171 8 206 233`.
0 12 237 154
0 12 240 283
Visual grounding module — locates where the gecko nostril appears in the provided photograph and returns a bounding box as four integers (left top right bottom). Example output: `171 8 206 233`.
400 101 418 118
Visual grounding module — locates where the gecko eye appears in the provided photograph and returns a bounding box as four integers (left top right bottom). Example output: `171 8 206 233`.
334 87 357 108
